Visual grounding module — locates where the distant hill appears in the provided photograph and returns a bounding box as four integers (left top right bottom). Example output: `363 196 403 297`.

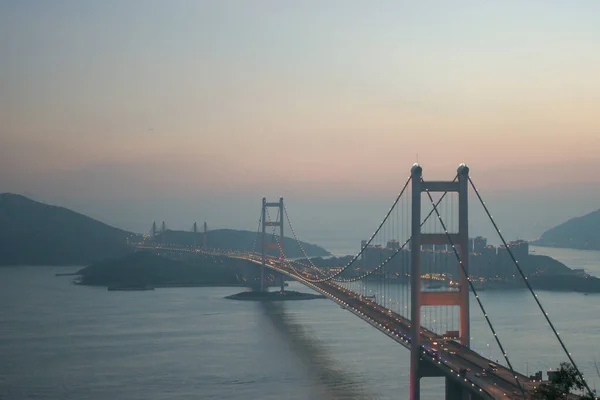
153 228 331 258
0 193 331 265
532 208 600 250
0 193 135 265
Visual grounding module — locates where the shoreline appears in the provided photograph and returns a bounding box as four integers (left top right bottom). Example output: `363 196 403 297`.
530 243 600 252
72 280 600 294
75 282 288 289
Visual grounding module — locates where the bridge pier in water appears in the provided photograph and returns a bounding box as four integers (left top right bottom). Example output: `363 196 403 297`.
445 377 462 400
417 360 485 400
410 163 472 400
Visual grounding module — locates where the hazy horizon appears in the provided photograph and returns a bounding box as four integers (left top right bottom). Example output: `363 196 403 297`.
3 1 600 251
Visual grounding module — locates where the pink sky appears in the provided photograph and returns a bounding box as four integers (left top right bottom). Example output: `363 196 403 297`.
2 1 600 242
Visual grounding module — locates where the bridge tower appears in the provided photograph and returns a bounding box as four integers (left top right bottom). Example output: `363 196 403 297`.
410 163 471 400
203 221 207 248
193 222 197 250
152 221 157 238
261 197 284 292
161 221 166 246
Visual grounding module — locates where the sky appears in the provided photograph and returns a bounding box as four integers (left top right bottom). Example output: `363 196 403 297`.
2 1 600 254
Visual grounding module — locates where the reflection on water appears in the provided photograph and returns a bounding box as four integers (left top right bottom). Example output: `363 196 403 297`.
260 301 374 400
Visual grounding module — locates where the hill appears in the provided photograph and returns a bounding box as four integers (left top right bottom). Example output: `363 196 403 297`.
532 209 600 250
0 193 135 265
153 228 330 257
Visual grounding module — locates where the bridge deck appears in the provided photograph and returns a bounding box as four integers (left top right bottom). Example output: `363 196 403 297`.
238 254 541 400
137 246 547 399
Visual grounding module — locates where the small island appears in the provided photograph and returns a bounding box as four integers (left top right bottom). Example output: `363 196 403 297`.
76 251 327 299
225 290 326 301
75 251 280 289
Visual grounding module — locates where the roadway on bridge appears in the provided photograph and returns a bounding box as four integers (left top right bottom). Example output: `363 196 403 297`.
241 253 539 400
142 246 543 399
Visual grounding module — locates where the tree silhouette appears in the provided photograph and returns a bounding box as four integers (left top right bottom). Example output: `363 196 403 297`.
533 362 597 399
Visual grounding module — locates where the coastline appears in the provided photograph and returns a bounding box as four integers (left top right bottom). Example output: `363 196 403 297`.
53 246 600 294
530 242 600 252
530 246 600 278
76 282 288 289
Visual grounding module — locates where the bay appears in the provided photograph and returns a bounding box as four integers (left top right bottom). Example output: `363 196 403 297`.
1 245 599 399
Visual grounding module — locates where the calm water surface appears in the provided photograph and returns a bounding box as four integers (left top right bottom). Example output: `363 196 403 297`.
1 246 599 399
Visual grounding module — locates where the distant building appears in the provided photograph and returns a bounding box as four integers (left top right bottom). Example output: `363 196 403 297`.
497 246 512 278
387 240 400 250
360 243 385 267
473 236 487 254
529 371 543 381
482 245 496 258
361 240 368 260
508 240 529 260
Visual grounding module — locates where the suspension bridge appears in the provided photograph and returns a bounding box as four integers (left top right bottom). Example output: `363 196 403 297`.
135 163 596 400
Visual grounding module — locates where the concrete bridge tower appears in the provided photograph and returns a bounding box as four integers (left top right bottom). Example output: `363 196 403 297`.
410 164 471 400
261 197 284 292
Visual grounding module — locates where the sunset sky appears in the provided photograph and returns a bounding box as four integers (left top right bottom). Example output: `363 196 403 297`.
2 1 600 252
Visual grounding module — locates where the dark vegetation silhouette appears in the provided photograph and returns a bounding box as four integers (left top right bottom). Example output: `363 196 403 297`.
532 362 597 399
77 251 254 287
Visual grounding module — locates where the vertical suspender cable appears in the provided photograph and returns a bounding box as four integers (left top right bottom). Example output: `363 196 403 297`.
469 177 595 398
424 188 526 396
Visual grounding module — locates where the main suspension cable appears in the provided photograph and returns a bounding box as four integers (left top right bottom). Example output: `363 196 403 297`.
251 212 262 254
424 187 526 397
289 189 454 284
278 176 459 285
278 186 456 286
469 177 595 398
333 177 456 282
276 176 413 283
283 203 323 273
